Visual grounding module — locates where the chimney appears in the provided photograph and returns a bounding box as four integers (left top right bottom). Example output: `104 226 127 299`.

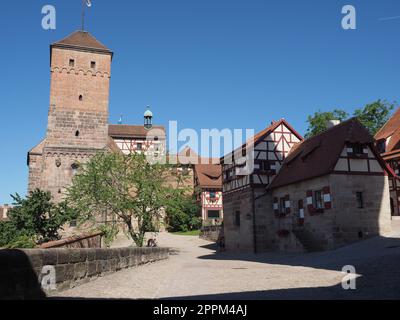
3 204 9 219
327 120 341 129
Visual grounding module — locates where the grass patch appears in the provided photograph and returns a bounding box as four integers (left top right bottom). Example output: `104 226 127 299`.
172 230 201 236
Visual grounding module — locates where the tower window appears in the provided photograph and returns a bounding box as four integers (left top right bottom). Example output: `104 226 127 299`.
91 61 96 69
75 130 80 137
69 59 75 67
79 95 83 101
71 163 80 176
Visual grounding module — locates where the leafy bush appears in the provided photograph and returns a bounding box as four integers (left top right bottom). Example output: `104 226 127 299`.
165 193 201 232
0 190 76 248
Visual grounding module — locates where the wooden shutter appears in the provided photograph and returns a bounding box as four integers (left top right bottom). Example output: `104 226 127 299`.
306 190 314 213
285 195 291 214
298 199 305 225
273 197 279 215
323 186 332 210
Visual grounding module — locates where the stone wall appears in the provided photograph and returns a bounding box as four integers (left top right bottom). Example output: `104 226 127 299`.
223 186 255 252
0 247 169 299
330 174 392 245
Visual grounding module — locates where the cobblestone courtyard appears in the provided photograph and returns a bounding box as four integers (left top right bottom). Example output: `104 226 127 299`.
55 222 400 300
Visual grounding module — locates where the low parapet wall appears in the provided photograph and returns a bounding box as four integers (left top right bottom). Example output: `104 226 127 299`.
200 225 223 242
0 247 169 299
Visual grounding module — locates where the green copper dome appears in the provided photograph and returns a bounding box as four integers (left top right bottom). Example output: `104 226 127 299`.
144 107 153 118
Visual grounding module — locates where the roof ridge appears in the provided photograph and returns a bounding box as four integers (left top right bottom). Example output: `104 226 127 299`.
52 30 112 54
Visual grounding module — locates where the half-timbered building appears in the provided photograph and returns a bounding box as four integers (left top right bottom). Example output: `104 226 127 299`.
266 118 393 252
375 107 400 216
194 164 223 223
223 118 393 253
221 119 303 251
109 109 166 157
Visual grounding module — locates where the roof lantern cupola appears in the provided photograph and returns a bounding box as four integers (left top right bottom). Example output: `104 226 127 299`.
144 106 153 130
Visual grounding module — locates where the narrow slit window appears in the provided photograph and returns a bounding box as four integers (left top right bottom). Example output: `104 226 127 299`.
91 61 96 69
234 210 241 227
79 95 83 101
356 192 364 209
69 59 75 67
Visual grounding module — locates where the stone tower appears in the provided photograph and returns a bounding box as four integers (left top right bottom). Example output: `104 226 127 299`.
28 31 114 202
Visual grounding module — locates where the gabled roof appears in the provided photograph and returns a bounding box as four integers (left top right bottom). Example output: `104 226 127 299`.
194 164 222 189
268 118 389 190
221 118 303 160
108 125 166 139
375 107 400 152
51 31 113 56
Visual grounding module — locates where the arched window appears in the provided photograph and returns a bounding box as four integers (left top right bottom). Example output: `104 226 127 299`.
71 163 80 176
79 95 83 101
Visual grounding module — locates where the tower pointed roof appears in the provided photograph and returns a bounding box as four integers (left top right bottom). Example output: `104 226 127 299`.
51 30 113 56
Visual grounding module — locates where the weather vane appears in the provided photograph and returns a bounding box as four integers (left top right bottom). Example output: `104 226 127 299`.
81 0 92 31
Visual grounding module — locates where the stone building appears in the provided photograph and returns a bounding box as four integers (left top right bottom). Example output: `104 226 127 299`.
28 31 115 203
375 107 400 216
221 119 303 252
27 31 165 204
223 118 393 253
26 30 221 233
166 148 223 223
267 118 393 252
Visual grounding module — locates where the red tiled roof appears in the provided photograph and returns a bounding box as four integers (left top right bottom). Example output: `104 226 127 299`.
375 107 400 152
108 125 166 138
52 31 112 55
194 164 222 188
268 118 387 190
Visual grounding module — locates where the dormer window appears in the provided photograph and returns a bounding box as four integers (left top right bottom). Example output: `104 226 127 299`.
353 144 364 155
91 61 96 69
69 59 75 67
377 139 386 153
348 143 366 156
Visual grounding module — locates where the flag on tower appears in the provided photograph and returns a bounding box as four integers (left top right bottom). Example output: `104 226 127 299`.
86 0 92 7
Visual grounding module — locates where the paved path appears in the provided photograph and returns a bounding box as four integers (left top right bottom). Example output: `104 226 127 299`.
56 224 400 300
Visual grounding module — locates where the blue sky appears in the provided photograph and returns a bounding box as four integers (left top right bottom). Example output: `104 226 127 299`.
1 0 400 203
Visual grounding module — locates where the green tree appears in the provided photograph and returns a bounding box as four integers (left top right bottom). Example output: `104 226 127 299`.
354 100 395 135
165 191 201 232
305 109 349 138
0 190 76 248
67 152 190 247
